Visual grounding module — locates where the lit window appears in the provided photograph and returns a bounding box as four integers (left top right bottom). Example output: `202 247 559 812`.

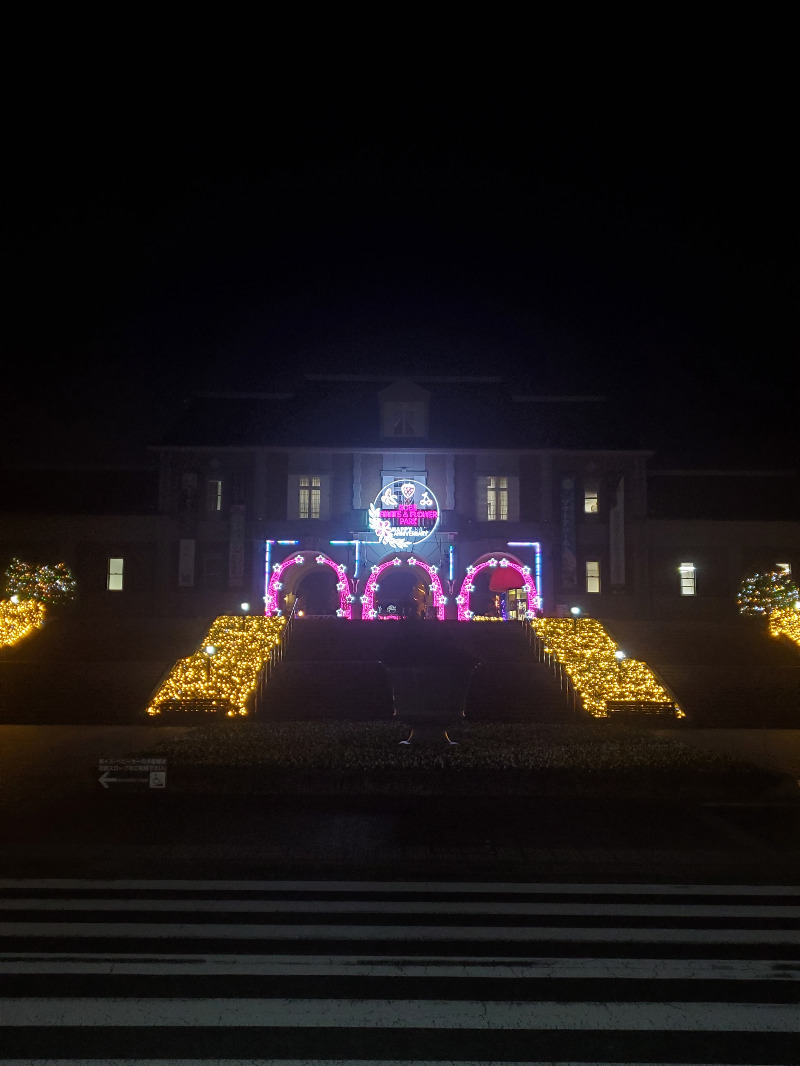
299 476 321 519
679 562 696 596
584 480 599 514
487 476 509 521
207 479 222 513
107 558 124 591
586 560 600 593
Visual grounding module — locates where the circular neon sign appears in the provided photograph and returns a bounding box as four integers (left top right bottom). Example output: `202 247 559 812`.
368 479 440 550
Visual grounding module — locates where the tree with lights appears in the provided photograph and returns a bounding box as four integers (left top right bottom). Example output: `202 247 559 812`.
3 558 77 608
737 569 799 617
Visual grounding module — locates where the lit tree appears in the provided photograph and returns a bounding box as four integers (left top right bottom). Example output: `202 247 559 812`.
737 569 799 617
3 558 77 607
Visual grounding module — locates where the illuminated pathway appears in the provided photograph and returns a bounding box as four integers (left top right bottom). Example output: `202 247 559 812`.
0 879 797 1063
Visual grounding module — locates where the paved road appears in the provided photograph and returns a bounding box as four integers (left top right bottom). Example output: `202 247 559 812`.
0 878 797 1063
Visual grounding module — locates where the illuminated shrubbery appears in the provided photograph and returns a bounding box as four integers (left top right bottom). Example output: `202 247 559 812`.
0 598 47 647
530 617 680 718
147 615 287 717
738 569 799 618
769 606 800 650
0 557 76 648
3 558 77 608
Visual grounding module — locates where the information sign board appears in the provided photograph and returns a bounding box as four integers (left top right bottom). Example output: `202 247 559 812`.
98 757 167 790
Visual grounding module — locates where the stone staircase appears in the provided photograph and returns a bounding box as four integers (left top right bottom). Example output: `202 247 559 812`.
602 618 800 726
256 618 572 724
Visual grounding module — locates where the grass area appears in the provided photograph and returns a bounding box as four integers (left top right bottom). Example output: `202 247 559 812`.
144 719 790 800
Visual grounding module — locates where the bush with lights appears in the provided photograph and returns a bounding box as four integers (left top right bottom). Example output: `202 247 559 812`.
3 557 77 608
530 617 681 718
737 569 799 618
147 614 287 717
0 557 76 648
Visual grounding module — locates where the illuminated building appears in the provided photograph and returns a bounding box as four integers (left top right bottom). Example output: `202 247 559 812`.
0 376 798 626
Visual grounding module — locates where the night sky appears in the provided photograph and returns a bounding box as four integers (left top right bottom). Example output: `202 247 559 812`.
5 71 797 471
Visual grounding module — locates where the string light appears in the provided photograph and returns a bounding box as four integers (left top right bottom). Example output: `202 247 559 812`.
769 604 800 649
738 570 800 617
0 598 46 647
3 558 76 607
147 615 286 717
531 617 682 718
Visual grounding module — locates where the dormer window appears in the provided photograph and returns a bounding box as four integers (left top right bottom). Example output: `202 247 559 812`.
379 380 430 439
389 401 422 437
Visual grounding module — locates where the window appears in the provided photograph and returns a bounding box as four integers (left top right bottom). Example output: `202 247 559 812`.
299 475 321 519
584 480 599 514
107 557 124 591
486 476 509 521
679 562 696 596
207 479 222 513
586 560 600 593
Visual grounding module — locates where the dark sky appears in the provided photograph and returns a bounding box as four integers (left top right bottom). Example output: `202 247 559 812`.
5 72 797 470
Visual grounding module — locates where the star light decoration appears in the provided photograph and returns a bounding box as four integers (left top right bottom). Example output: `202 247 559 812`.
361 555 447 620
530 617 682 719
147 614 287 717
457 557 539 621
265 553 352 618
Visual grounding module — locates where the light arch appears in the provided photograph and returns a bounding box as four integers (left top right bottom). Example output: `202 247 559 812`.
361 555 447 620
456 555 540 621
265 551 353 618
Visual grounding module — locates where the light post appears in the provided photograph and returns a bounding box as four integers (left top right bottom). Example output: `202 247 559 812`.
570 605 581 631
614 648 626 690
203 644 216 683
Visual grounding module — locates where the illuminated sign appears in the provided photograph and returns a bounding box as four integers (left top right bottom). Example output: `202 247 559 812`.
368 480 440 549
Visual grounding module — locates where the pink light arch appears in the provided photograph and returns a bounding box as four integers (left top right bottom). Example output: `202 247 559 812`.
361 555 447 620
265 552 353 618
456 557 539 621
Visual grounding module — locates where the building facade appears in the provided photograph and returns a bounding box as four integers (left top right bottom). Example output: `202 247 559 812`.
3 376 798 623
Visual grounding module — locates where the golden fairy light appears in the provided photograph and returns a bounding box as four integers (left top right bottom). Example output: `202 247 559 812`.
531 617 682 718
769 604 800 650
147 615 286 717
0 598 47 647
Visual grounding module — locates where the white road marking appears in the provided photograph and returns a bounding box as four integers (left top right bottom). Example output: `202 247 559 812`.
2 897 796 918
0 921 794 942
1 997 797 1030
1 878 797 895
0 954 794 981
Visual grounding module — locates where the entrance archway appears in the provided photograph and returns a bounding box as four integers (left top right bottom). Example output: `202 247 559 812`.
456 555 539 621
361 555 447 620
265 552 353 618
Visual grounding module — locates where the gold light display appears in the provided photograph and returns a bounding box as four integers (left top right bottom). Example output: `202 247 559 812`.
147 615 286 717
769 605 800 650
530 617 681 718
0 598 47 647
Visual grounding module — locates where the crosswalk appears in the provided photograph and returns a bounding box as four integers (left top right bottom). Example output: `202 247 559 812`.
0 878 797 1064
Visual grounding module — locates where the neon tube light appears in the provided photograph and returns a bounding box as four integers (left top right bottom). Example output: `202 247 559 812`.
265 552 353 618
456 557 540 621
360 556 447 621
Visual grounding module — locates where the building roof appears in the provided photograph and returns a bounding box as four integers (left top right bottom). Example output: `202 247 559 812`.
153 377 650 453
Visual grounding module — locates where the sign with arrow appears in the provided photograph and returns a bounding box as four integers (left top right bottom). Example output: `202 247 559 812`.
98 758 167 790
